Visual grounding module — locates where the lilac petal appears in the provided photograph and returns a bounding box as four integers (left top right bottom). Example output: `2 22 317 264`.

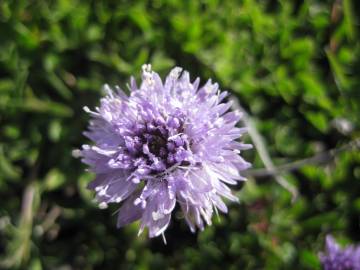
148 214 171 238
117 192 144 228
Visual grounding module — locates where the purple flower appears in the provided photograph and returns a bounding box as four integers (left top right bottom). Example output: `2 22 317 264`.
319 235 360 270
74 64 251 239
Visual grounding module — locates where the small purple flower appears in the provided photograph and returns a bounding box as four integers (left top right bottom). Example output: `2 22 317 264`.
74 64 251 239
319 235 360 270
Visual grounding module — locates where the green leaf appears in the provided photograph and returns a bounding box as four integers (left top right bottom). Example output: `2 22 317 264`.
305 111 329 132
6 97 73 117
343 0 356 41
299 250 321 269
44 169 66 191
0 145 21 180
326 49 350 90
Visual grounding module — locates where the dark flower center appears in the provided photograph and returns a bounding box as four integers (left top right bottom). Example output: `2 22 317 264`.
124 116 190 175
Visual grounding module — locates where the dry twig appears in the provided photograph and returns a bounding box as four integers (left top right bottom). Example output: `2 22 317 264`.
231 96 359 202
231 97 298 202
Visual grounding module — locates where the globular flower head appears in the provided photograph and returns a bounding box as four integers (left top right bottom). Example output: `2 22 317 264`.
319 235 360 270
75 64 251 239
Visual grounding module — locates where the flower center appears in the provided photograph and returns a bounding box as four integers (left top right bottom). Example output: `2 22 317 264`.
124 116 191 176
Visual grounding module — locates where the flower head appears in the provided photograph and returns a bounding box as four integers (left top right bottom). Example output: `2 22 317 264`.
319 235 360 270
75 64 251 238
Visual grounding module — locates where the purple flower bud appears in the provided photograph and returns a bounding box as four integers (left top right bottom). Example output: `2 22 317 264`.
166 141 176 152
319 235 360 270
167 117 181 129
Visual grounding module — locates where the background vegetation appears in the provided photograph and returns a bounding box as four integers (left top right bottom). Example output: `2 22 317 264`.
0 0 359 269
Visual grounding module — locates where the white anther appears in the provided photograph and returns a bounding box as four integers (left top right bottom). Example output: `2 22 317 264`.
152 211 165 221
71 149 82 158
169 67 182 80
99 202 108 209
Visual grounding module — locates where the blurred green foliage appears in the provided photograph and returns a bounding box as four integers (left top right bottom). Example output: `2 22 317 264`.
0 0 359 269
